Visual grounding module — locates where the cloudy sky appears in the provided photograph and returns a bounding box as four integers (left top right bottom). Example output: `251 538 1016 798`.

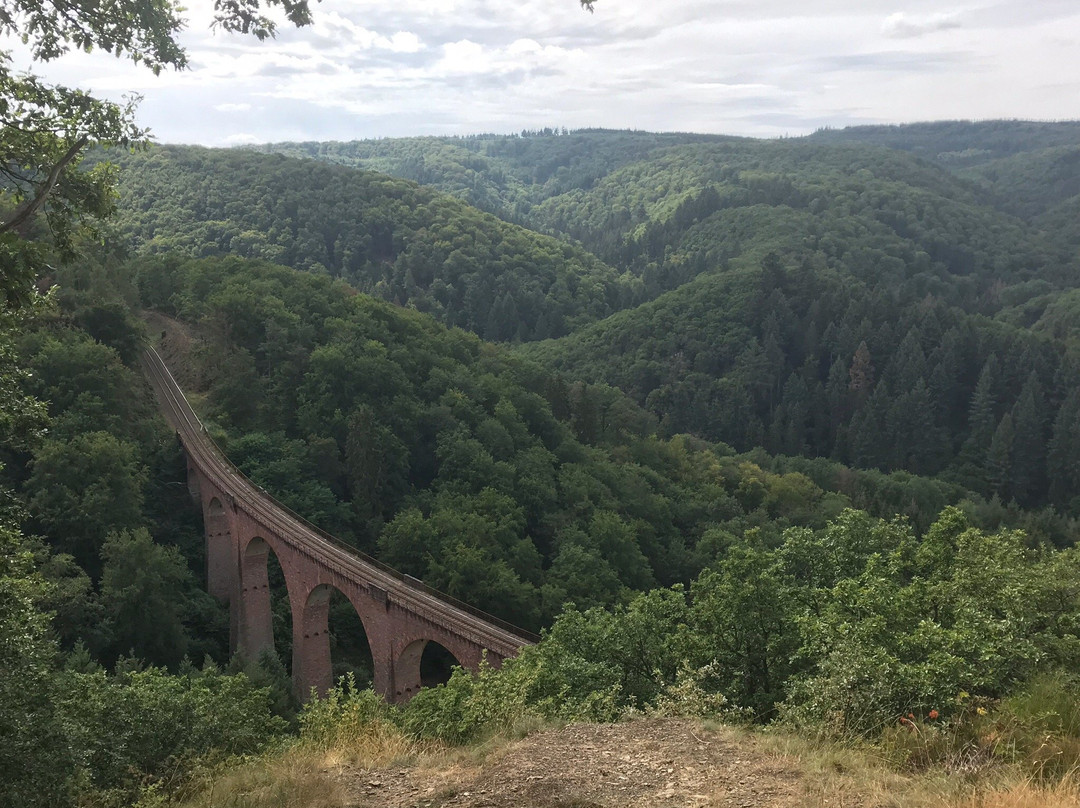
11 0 1080 145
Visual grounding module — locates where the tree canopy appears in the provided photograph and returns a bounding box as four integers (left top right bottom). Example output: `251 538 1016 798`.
0 0 326 308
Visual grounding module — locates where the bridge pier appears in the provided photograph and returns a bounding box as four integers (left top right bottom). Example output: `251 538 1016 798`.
238 537 275 660
392 639 427 701
202 491 235 605
294 584 334 699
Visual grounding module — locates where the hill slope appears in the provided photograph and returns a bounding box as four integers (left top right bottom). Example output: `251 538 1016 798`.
249 129 739 219
807 119 1080 169
104 145 633 341
254 131 1074 305
109 132 1080 514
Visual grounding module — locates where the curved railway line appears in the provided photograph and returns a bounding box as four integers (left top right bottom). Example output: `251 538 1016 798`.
142 345 536 698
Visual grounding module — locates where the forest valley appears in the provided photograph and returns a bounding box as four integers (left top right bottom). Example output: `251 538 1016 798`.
6 122 1080 807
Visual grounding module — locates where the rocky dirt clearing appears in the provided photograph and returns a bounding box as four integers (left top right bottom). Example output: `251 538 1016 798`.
338 720 804 808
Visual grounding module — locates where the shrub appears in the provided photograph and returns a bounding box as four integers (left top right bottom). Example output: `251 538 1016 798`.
61 663 286 805
298 674 389 752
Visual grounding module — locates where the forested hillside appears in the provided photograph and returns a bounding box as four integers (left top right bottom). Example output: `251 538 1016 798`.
9 122 1080 807
257 127 1072 289
808 120 1080 168
102 132 1080 515
521 248 1080 511
809 121 1080 267
100 146 633 341
133 254 1037 630
249 129 734 218
495 134 1080 512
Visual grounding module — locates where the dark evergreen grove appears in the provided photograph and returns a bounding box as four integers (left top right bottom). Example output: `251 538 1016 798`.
6 122 1080 805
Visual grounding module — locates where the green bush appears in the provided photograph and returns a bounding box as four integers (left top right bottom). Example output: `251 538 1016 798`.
298 674 389 751
397 642 625 745
61 663 287 806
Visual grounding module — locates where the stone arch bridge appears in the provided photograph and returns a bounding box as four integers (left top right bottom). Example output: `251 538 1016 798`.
142 347 536 702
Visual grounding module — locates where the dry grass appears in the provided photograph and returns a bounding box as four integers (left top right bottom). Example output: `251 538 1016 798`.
295 715 430 769
752 728 1080 808
177 714 1080 808
178 751 347 808
945 777 1080 808
175 712 566 808
751 727 942 808
178 719 434 808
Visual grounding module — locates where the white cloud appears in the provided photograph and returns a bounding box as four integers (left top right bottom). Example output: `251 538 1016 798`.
4 0 1080 145
882 11 962 39
437 39 487 74
385 31 424 53
304 12 425 53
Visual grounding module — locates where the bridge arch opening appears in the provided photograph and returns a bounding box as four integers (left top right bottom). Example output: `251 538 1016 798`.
328 588 374 687
395 640 462 701
421 642 459 687
294 583 373 698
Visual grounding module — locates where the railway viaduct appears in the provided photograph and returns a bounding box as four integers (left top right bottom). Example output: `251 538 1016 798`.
142 347 536 702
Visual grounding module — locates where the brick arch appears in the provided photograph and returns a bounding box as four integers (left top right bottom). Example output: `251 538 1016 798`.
394 638 464 701
202 492 234 604
293 581 377 699
389 626 489 702
236 535 298 664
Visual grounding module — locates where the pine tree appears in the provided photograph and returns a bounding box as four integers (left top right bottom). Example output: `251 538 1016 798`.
927 328 963 431
485 292 519 342
1048 390 1080 508
545 373 572 422
848 340 875 400
850 381 891 470
1010 371 1049 507
806 377 830 456
987 412 1015 500
533 310 551 340
824 354 851 446
770 374 809 456
761 315 786 410
736 339 773 411
887 378 942 475
957 354 1000 489
889 328 927 394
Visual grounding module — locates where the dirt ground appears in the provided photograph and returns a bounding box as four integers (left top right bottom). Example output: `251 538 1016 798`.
338 720 804 808
143 309 210 392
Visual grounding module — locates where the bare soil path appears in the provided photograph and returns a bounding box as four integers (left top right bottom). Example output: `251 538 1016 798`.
340 720 804 808
143 309 209 392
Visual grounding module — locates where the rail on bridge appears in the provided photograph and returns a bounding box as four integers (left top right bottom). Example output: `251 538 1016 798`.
141 346 537 702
